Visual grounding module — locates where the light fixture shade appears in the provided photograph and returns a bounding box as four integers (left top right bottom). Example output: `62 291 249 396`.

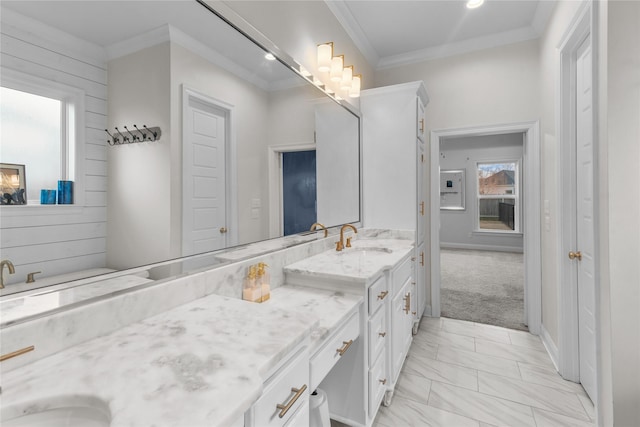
330 55 344 82
317 42 333 72
341 65 353 90
349 75 361 98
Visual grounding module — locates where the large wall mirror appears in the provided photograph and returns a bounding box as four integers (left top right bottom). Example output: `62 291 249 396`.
0 0 361 297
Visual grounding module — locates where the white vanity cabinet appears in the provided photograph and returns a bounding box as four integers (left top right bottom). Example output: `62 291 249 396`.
361 81 430 329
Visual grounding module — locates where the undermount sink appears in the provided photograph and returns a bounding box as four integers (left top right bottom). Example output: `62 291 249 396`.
338 247 393 256
2 396 111 427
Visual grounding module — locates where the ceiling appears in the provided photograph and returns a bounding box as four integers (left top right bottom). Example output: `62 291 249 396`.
326 0 556 69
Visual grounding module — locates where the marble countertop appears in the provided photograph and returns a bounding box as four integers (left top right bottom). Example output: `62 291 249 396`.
284 238 415 285
0 286 362 427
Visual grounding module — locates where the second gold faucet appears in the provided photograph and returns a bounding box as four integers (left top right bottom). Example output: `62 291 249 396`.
336 224 358 251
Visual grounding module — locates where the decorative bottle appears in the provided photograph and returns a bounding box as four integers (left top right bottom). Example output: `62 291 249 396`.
257 262 270 302
242 265 260 302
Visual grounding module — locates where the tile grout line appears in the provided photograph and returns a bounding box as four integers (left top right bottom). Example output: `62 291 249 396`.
474 374 593 423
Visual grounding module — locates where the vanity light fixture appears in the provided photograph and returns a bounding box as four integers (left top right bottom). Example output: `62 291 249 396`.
317 42 333 72
341 65 353 90
349 74 361 98
264 53 276 60
466 0 484 9
330 55 344 82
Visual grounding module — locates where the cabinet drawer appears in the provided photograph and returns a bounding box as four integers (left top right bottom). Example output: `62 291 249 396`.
368 303 387 365
309 312 359 390
368 275 389 315
392 256 413 295
251 347 309 427
368 351 388 415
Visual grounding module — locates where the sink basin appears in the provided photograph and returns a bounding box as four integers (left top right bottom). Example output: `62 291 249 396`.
339 247 392 256
2 396 110 427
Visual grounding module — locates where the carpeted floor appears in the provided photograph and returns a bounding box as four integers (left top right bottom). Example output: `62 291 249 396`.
440 248 527 331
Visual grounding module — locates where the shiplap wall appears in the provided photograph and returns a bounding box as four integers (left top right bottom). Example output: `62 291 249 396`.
0 10 108 286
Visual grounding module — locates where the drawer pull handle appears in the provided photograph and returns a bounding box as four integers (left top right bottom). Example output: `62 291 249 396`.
276 384 307 418
0 345 34 362
377 291 389 300
404 293 411 314
378 332 387 338
337 340 353 356
379 378 387 385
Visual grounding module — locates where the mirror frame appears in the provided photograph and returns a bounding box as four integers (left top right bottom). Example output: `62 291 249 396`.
0 0 363 326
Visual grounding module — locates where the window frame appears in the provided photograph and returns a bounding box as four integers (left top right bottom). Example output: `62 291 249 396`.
1 67 85 207
474 159 521 234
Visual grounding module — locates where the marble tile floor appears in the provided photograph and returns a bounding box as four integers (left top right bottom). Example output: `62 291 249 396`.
370 317 595 427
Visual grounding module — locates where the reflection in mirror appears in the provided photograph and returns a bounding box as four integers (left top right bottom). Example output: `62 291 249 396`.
0 0 360 296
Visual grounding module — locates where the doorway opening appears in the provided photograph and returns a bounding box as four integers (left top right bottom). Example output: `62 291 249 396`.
430 122 541 335
267 143 316 238
281 150 317 236
438 133 527 331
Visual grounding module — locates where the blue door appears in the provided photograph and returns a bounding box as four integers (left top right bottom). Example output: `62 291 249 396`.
282 150 317 235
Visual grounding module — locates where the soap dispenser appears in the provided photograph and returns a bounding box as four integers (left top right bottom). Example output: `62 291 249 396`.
257 262 270 302
242 265 261 303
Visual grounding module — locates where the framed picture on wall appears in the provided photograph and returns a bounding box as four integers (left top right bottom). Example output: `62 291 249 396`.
1 163 27 205
440 169 465 210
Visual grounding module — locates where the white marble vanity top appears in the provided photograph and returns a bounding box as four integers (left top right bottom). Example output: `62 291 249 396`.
0 286 362 427
284 238 414 285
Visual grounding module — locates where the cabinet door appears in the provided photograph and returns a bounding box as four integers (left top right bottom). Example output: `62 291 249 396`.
391 280 413 381
417 142 426 246
416 242 427 320
416 97 426 143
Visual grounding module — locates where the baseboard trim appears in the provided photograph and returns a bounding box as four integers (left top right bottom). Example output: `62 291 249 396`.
540 324 560 372
440 242 524 253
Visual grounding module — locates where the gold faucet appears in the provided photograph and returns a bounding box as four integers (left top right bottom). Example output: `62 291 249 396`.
310 222 328 238
0 260 16 289
336 224 358 251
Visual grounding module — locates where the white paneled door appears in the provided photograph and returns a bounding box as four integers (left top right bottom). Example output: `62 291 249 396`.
183 94 227 256
575 35 596 403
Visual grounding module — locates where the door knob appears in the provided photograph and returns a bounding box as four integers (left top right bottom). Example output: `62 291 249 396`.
568 251 582 261
219 227 228 233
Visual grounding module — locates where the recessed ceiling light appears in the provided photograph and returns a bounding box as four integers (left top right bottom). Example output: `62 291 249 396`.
264 53 276 61
466 0 484 9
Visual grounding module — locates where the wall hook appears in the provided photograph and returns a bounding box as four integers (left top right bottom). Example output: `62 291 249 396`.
115 127 130 143
133 124 146 141
105 129 119 145
123 126 138 142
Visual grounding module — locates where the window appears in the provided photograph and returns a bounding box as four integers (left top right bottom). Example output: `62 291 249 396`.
476 161 519 232
0 70 81 205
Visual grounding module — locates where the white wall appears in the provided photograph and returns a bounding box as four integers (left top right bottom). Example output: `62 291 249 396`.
440 133 524 252
0 9 107 286
107 43 172 269
598 1 640 424
375 39 541 133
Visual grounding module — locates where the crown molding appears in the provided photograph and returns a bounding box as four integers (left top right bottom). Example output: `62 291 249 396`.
377 26 539 70
324 0 380 68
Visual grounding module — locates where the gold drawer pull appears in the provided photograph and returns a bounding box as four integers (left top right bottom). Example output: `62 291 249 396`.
379 378 387 385
404 293 411 314
0 345 34 362
337 340 353 356
378 332 387 338
377 291 389 300
276 384 307 418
